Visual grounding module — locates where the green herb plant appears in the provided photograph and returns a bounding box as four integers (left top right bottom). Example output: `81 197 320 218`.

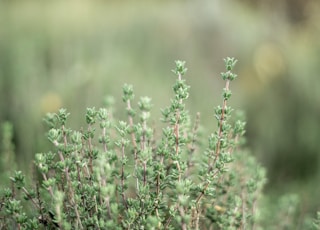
0 58 268 229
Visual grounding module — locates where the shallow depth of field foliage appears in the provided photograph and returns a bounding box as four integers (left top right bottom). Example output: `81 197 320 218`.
1 0 320 228
0 59 319 229
0 59 251 229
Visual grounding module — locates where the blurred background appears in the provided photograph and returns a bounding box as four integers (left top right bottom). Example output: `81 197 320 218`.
1 0 320 226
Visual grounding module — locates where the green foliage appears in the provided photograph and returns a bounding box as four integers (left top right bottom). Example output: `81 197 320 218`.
0 59 312 229
313 212 320 230
0 122 15 164
0 122 17 186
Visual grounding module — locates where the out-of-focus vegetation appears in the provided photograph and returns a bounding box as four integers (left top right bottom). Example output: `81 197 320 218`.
0 59 267 229
1 0 320 225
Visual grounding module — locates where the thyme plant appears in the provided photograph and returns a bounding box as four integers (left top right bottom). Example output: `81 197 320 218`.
1 58 269 229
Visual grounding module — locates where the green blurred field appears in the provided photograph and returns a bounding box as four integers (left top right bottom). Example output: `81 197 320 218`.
1 0 320 224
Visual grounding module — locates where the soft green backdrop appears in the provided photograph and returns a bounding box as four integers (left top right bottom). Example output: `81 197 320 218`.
1 0 320 224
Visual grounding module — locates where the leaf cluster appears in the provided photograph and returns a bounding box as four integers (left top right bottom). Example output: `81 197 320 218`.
0 58 270 229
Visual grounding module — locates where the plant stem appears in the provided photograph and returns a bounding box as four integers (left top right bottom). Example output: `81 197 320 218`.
126 99 139 191
60 125 83 229
120 142 128 210
212 79 230 170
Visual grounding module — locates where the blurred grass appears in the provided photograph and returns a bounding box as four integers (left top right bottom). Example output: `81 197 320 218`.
1 0 320 222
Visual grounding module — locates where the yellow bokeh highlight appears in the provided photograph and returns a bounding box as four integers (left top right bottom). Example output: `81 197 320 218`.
253 42 286 83
40 92 62 114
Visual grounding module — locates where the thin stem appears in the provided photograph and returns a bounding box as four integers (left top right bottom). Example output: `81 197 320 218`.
178 205 187 230
185 112 200 178
211 79 230 170
87 125 94 176
143 161 147 186
156 156 164 196
41 173 54 198
174 72 183 182
60 125 83 229
120 142 128 210
195 170 219 206
155 155 164 223
21 187 40 209
102 126 108 152
126 99 139 191
99 123 113 217
241 189 246 230
164 205 178 229
142 114 148 186
190 112 200 154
